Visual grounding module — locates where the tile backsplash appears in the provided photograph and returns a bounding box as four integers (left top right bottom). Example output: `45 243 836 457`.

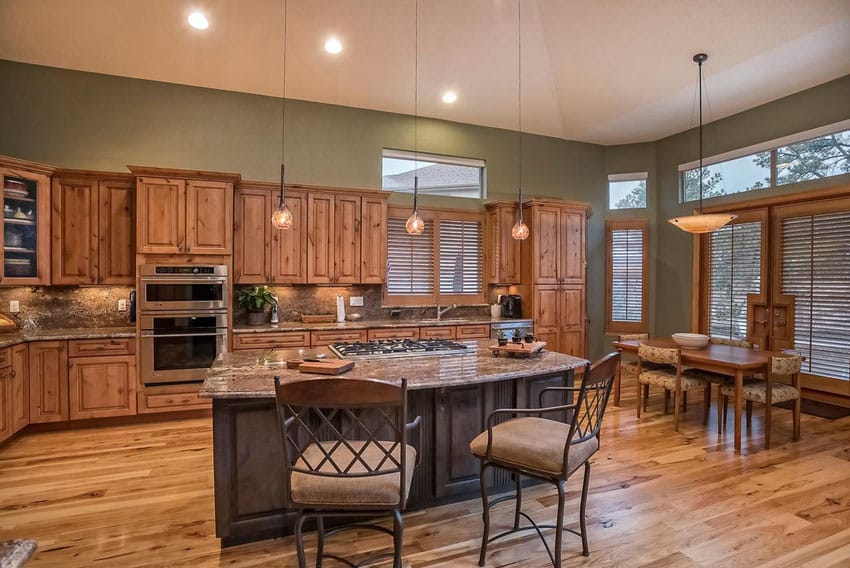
0 286 134 329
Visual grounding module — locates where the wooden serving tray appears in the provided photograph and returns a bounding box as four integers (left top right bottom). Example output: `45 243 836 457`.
490 341 547 358
298 359 355 375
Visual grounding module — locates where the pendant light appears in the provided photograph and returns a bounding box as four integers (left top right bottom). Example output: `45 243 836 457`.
405 0 425 235
668 53 736 233
271 0 294 230
511 0 529 241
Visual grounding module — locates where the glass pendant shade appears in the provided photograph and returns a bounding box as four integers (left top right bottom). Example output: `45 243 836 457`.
405 210 425 235
511 219 529 240
272 163 293 229
667 212 736 233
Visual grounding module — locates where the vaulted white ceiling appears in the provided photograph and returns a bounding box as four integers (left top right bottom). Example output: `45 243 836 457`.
1 0 849 144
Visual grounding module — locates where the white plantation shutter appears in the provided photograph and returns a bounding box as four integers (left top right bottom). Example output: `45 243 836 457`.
387 217 435 295
438 220 483 295
610 228 644 322
708 222 762 341
781 211 850 381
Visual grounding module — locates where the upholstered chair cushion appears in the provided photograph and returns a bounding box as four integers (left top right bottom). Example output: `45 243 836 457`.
469 417 598 477
638 344 680 366
772 354 802 376
720 381 801 405
639 368 709 391
290 440 416 507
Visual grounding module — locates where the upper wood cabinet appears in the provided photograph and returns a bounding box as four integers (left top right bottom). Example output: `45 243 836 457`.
234 184 307 284
524 200 588 286
0 156 52 286
134 170 235 255
485 202 520 285
51 173 135 285
361 197 388 284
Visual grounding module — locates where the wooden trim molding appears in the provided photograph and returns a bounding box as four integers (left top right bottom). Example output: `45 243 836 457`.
127 165 241 184
0 154 55 175
701 182 850 213
604 218 649 334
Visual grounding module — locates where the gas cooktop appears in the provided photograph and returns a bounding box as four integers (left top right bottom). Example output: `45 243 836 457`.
329 338 469 359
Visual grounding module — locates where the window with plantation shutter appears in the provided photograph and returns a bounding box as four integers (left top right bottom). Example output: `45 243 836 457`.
781 211 850 381
386 217 435 296
605 220 648 332
439 219 482 295
707 221 761 341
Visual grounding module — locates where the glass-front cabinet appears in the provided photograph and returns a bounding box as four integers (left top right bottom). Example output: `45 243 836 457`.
0 157 52 285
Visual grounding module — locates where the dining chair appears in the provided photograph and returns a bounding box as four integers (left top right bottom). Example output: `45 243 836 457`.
719 353 802 448
686 337 754 433
469 352 619 568
273 376 421 568
637 344 711 431
612 333 648 406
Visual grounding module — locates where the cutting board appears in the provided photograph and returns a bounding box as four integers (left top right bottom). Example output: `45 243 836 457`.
298 359 355 375
490 341 547 358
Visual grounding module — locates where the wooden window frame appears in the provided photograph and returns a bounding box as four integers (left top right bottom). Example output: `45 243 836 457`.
384 206 486 307
605 219 649 334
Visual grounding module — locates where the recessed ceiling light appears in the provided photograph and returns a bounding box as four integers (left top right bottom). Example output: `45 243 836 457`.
442 90 458 104
324 37 343 54
188 11 209 30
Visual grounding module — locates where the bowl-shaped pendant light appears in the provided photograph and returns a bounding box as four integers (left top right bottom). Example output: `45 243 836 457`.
668 53 736 233
271 164 294 229
511 0 529 240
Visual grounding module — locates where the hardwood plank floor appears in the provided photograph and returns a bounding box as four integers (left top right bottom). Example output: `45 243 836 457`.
1 376 849 567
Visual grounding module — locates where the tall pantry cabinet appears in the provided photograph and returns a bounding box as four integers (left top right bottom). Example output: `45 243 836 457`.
517 199 590 357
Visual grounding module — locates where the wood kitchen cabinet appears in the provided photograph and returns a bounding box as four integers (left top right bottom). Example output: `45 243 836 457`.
69 354 137 419
0 365 10 444
51 172 135 285
360 197 387 284
11 343 28 434
308 192 362 284
29 341 69 423
0 156 52 286
485 202 521 285
532 285 585 357
134 170 235 255
234 184 307 284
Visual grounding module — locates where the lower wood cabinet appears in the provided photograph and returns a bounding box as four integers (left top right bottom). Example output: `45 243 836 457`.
420 326 457 340
310 329 368 346
29 341 69 423
11 343 28 434
232 332 310 351
367 327 420 341
0 365 11 443
69 355 137 419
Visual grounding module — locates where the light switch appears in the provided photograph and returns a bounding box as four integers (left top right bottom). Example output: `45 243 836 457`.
9 300 19 313
350 296 364 307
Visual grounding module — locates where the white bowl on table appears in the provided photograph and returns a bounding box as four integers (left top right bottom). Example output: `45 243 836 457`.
672 333 709 349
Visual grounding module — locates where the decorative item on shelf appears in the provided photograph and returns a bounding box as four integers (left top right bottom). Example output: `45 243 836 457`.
510 329 523 344
270 0 293 230
524 331 535 343
3 205 12 217
237 285 277 326
4 178 27 191
490 340 547 358
5 230 22 248
405 0 425 236
672 332 710 349
497 330 509 347
0 313 19 333
668 53 737 234
511 0 530 241
12 207 31 219
346 312 363 322
4 257 32 276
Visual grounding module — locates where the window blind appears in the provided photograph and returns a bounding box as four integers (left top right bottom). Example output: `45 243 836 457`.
781 211 850 381
708 222 761 340
438 220 482 295
610 228 644 322
386 217 435 295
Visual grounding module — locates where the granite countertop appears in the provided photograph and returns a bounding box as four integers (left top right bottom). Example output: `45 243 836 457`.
0 326 136 348
200 339 588 398
232 316 533 334
0 539 37 567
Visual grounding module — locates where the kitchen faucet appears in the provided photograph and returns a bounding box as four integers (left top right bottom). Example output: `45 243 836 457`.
436 303 457 321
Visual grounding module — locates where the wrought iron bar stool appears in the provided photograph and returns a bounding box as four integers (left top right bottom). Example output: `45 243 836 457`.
274 376 421 568
469 352 620 568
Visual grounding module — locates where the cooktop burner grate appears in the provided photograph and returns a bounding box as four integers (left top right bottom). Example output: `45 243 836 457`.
329 338 469 358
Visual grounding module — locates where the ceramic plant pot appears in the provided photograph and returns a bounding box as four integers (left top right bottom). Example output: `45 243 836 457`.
247 310 267 326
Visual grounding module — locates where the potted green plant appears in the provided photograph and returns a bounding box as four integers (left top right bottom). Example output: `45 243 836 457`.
524 330 535 343
237 286 277 326
497 330 509 347
511 329 523 344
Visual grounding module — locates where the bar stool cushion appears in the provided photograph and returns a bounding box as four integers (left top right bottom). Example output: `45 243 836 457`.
469 417 598 478
638 369 709 391
720 381 801 405
290 440 417 507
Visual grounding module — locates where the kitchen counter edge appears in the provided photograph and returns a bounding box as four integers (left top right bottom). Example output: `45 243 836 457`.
0 327 137 349
232 317 533 334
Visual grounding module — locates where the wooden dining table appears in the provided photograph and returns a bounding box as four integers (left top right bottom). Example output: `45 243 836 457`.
613 338 790 453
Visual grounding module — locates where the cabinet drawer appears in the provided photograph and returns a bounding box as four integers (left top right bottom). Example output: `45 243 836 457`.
311 330 369 346
139 390 211 414
367 328 420 341
0 347 10 368
420 326 457 340
69 338 135 357
232 332 310 350
456 324 490 339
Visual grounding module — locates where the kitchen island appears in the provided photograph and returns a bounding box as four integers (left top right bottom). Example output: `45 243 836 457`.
200 339 588 546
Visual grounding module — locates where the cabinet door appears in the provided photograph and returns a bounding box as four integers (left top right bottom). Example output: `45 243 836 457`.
98 180 135 284
11 343 28 434
137 178 186 254
486 205 520 285
186 180 233 254
532 206 561 284
69 355 137 420
559 286 585 356
234 188 270 283
51 178 99 285
271 191 307 284
334 195 361 284
559 210 585 285
1 167 52 286
29 341 69 423
434 384 489 498
0 367 10 443
534 286 560 332
307 193 335 283
360 197 387 284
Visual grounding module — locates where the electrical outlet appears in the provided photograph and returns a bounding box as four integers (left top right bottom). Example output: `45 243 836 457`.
350 296 364 307
118 299 127 312
9 300 20 313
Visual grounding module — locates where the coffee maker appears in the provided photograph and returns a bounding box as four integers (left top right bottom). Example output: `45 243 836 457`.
499 294 522 318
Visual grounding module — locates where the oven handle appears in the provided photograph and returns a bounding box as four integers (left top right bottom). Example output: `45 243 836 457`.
141 331 227 338
140 277 227 284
